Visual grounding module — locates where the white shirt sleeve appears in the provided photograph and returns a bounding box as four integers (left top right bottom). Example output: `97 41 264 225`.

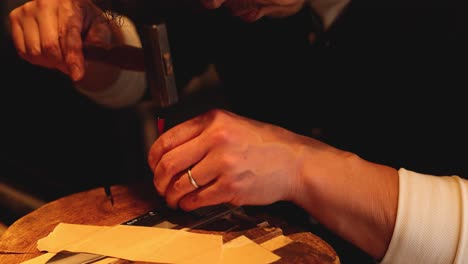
381 168 468 264
75 16 146 108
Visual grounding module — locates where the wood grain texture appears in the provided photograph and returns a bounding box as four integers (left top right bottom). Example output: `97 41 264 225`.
0 181 160 255
0 180 339 264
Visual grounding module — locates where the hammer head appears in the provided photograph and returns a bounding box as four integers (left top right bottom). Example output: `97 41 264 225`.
138 23 179 109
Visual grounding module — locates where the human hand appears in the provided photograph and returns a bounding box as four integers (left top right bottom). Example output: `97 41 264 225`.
8 0 115 81
148 109 313 211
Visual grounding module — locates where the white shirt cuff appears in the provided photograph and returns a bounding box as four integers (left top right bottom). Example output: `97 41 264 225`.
381 168 467 264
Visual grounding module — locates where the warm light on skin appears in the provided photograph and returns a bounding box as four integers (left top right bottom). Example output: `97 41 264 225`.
200 0 306 22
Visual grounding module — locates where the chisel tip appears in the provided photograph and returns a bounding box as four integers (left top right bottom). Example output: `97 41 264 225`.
104 185 114 208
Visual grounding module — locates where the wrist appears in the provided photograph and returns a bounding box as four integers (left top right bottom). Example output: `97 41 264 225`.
291 140 353 207
293 143 398 258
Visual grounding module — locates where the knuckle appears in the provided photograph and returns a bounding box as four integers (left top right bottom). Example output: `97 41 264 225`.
208 108 227 119
35 0 49 9
172 178 185 193
157 135 175 153
158 155 177 176
28 46 42 57
9 9 20 22
42 41 61 58
153 178 164 195
210 127 232 145
22 1 35 14
218 154 237 171
158 161 170 176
